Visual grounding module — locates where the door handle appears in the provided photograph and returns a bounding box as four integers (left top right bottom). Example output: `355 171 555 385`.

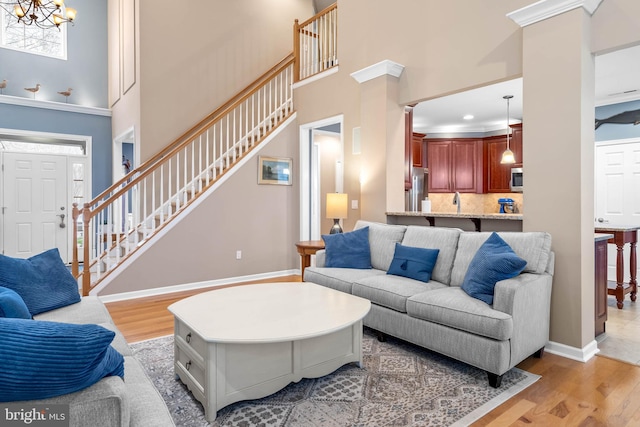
596 217 609 224
57 213 66 228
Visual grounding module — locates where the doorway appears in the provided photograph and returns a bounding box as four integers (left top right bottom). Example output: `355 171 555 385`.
299 115 344 241
0 130 91 263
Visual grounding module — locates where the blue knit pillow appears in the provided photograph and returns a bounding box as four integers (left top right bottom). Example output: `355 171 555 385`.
461 232 527 305
322 226 371 269
0 318 125 401
0 287 32 319
387 243 439 283
0 248 80 315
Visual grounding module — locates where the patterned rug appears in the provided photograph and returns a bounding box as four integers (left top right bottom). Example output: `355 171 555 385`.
131 329 539 426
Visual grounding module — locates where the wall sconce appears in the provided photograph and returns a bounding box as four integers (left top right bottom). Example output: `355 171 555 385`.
326 193 348 234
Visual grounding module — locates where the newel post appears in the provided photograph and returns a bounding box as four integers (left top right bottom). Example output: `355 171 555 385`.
82 202 92 296
293 19 300 82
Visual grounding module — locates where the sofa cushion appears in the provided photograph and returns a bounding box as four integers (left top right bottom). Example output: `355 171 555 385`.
304 267 385 294
354 220 407 271
0 248 81 315
406 287 513 341
450 231 552 287
0 286 32 319
461 233 527 305
353 274 447 313
400 226 462 285
322 226 371 269
34 296 115 325
0 318 125 402
387 243 439 283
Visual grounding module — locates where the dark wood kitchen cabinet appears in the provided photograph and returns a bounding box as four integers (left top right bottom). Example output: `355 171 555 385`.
427 139 482 193
412 132 426 167
484 123 523 193
595 235 610 336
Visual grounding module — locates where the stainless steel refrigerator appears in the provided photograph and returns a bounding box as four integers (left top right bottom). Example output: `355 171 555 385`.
405 167 428 212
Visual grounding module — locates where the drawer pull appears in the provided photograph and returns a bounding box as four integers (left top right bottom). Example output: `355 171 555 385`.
186 361 191 371
186 332 191 343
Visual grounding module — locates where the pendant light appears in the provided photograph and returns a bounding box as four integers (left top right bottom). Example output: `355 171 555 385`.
500 95 516 164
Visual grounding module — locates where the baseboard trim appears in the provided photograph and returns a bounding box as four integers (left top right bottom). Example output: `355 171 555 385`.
97 269 299 303
544 339 600 362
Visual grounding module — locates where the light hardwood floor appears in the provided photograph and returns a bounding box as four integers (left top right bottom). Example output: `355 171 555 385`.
106 276 640 426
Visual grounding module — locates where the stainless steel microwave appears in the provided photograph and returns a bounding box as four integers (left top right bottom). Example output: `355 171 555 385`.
510 167 523 192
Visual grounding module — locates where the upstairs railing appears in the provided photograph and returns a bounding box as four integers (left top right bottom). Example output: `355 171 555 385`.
293 3 338 82
72 54 295 295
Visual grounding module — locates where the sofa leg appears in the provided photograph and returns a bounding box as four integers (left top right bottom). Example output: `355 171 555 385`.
533 347 545 358
487 372 503 388
375 330 387 342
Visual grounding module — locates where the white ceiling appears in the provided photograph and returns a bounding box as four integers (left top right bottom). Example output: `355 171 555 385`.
413 44 640 135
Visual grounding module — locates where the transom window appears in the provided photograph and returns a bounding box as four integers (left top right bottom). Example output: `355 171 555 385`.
0 8 66 59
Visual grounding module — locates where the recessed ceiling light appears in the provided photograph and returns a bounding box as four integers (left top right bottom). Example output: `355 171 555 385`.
463 114 474 120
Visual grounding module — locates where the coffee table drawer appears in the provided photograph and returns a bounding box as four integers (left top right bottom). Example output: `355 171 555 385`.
176 343 206 392
175 319 206 356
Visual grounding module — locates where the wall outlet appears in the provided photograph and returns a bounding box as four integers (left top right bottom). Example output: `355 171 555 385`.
236 250 242 260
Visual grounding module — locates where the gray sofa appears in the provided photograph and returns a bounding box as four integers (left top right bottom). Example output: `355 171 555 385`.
304 220 554 387
15 297 174 427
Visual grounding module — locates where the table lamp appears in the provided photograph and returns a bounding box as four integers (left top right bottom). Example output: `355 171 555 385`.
326 193 348 234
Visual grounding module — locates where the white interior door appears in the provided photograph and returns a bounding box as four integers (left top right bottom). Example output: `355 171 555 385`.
2 152 69 262
595 140 640 282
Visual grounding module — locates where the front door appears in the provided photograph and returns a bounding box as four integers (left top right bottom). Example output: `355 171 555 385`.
595 140 640 281
2 152 69 262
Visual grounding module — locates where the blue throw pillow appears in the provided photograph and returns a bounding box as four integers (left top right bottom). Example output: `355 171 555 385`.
322 226 371 269
461 232 527 305
387 243 439 283
0 318 125 402
0 287 32 319
0 248 81 315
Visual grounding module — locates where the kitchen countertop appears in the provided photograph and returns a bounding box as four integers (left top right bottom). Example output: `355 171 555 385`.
595 233 614 242
387 211 523 221
594 224 640 232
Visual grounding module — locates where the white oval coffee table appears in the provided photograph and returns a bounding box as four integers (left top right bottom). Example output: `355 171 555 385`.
168 282 371 422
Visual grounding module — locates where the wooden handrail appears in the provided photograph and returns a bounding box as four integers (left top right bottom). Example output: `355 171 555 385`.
87 53 295 209
297 3 336 29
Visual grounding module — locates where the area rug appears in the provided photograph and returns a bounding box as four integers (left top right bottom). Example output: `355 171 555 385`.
131 329 539 426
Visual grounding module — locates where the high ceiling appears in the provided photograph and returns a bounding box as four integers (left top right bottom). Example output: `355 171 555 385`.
413 44 640 135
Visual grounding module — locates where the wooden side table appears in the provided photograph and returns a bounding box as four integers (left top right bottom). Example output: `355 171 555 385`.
595 225 638 309
295 240 325 278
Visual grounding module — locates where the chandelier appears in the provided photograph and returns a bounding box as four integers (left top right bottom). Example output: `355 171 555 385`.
0 0 76 29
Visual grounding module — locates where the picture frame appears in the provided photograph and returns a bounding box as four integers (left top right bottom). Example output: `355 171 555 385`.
258 156 292 185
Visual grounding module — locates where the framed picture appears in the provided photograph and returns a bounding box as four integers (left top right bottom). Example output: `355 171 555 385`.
258 156 292 185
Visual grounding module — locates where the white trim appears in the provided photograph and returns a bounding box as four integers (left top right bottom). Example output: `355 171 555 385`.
292 67 339 90
507 0 604 28
90 113 297 295
596 91 640 107
298 114 344 241
544 339 600 362
97 270 299 303
0 94 111 117
350 60 405 84
595 136 640 147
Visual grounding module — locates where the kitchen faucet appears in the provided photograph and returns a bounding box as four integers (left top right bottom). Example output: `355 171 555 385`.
452 191 461 214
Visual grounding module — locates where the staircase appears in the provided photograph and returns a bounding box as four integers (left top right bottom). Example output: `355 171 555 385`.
72 4 339 296
72 55 295 295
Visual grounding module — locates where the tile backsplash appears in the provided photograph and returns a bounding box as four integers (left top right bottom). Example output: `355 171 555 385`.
425 193 523 214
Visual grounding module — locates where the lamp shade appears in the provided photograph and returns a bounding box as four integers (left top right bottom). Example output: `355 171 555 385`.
500 148 515 164
326 193 348 219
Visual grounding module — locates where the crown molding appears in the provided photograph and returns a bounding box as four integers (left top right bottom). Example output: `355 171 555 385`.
0 94 111 117
507 0 604 28
350 60 405 84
